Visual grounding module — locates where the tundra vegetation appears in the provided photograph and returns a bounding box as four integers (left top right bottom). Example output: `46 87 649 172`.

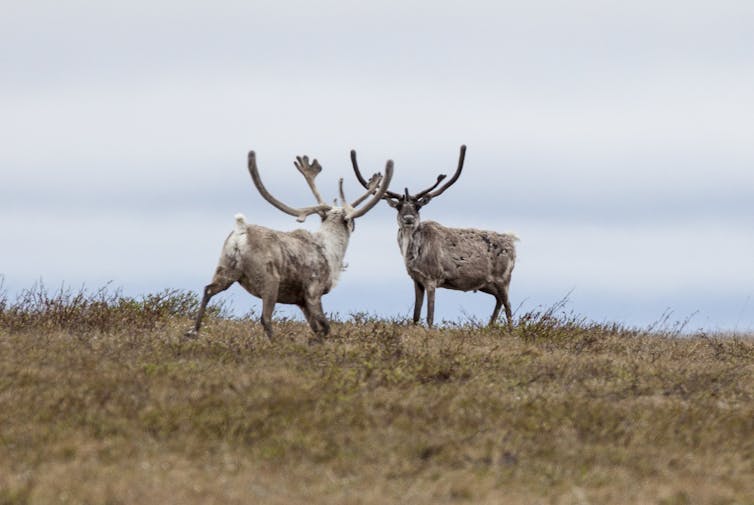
1 283 753 505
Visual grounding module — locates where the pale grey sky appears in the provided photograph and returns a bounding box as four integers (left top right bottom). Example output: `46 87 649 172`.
2 0 753 331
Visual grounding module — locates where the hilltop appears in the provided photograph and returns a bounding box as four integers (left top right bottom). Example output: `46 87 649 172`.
1 287 752 504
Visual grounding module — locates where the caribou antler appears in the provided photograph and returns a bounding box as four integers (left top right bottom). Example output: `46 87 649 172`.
423 144 466 199
340 172 383 210
414 174 447 200
351 146 464 203
248 151 331 223
294 155 327 206
351 150 403 200
340 161 394 220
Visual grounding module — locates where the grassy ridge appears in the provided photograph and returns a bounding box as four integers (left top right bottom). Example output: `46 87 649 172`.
1 286 753 504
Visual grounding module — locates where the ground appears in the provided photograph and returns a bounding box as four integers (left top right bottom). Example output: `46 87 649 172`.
1 288 753 504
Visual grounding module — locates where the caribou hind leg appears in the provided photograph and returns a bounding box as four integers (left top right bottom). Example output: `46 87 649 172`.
489 295 503 327
187 266 239 337
492 286 514 331
487 283 513 331
501 286 513 331
260 279 280 339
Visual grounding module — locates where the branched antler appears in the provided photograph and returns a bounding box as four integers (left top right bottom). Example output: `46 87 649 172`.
339 162 394 220
351 150 403 200
423 144 466 199
351 145 464 204
294 155 326 205
248 151 331 222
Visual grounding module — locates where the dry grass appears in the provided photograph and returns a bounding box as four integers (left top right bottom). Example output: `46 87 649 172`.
1 285 753 504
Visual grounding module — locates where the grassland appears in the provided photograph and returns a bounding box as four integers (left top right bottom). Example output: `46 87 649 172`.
1 285 753 504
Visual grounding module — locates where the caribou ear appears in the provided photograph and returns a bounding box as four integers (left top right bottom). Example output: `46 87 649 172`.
386 198 400 208
417 195 432 207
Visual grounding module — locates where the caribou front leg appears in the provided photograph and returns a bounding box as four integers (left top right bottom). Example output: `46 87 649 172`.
412 280 425 325
426 283 436 328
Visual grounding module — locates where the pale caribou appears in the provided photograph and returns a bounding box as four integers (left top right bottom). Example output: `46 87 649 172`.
188 151 393 340
351 145 518 329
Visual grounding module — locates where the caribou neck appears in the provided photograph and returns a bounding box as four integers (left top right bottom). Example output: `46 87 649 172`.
397 222 421 266
315 214 352 288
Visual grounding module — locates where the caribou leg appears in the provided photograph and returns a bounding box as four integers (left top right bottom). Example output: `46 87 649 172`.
187 267 238 337
426 284 436 328
260 280 279 339
412 280 425 325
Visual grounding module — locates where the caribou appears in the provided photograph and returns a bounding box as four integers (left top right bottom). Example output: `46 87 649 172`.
187 150 393 340
351 145 518 329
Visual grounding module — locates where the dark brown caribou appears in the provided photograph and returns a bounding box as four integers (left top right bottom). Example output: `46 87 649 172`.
351 145 518 329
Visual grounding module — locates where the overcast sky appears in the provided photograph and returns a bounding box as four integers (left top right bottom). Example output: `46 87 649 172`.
2 0 753 332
